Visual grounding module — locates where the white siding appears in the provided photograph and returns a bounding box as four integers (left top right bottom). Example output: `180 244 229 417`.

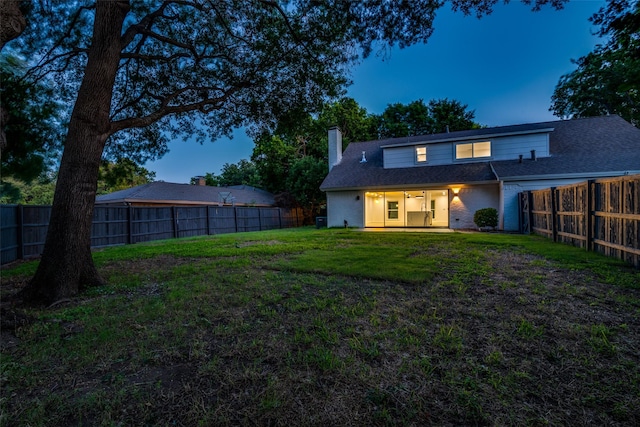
491 134 549 161
449 185 500 229
383 147 415 168
326 191 364 228
424 144 453 165
383 133 550 169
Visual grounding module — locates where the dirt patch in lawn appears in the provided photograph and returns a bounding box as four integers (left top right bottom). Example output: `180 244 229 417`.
2 249 639 426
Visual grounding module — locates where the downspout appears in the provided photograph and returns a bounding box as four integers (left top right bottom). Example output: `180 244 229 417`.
489 162 504 230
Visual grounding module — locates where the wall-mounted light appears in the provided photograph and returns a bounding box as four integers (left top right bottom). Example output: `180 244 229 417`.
452 188 460 198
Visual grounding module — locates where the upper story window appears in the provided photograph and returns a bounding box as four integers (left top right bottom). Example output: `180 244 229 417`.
415 146 427 163
455 141 491 160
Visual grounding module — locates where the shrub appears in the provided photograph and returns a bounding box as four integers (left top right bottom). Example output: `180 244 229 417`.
474 208 498 229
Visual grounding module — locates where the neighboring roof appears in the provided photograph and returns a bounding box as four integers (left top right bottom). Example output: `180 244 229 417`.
321 115 640 191
95 182 275 206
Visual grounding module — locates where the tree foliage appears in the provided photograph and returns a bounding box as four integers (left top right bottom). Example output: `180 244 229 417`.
194 160 260 187
97 159 155 195
286 156 327 217
0 177 56 205
551 0 639 126
0 55 63 183
376 99 481 138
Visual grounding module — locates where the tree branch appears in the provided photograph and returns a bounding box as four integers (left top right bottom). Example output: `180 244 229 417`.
109 84 249 134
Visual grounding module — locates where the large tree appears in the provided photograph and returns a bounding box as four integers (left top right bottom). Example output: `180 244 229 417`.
9 0 565 304
1 56 63 185
0 0 27 152
195 159 261 188
97 159 156 195
376 98 481 138
551 0 639 125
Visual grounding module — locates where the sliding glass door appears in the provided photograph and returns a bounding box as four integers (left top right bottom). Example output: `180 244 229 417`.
364 189 449 228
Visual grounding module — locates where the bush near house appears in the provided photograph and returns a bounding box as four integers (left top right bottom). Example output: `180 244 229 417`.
474 207 498 229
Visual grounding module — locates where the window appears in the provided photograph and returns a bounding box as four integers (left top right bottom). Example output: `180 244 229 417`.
415 146 427 163
387 201 399 219
455 141 491 159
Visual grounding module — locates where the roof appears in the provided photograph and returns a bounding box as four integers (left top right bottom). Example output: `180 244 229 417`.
321 115 640 191
95 182 275 206
379 122 555 148
492 115 640 179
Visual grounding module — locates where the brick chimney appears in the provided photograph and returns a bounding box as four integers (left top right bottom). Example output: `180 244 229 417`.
195 176 206 186
328 126 342 171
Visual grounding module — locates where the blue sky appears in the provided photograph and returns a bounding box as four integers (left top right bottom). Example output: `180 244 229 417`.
146 0 605 183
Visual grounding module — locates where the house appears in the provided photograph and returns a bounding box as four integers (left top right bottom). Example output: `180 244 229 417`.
95 181 275 207
320 115 640 231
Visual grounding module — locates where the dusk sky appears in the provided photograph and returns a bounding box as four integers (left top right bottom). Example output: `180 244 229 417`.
145 0 606 184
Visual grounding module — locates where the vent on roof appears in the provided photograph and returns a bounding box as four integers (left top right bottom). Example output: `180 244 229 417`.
219 191 234 204
360 151 367 163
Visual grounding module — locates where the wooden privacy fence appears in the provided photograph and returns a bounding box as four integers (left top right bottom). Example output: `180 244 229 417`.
519 174 640 268
0 204 303 265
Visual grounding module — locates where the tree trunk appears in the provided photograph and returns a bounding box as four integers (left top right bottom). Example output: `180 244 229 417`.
22 1 130 305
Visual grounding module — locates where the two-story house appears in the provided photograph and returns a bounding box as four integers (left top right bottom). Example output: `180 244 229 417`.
320 115 640 231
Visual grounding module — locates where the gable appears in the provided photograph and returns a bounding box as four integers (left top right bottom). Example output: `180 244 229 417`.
321 115 640 191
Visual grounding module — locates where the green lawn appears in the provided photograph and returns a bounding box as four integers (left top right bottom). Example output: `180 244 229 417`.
1 228 639 426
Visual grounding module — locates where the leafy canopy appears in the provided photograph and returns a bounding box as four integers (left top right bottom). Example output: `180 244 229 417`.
0 55 63 183
551 0 639 125
11 0 565 162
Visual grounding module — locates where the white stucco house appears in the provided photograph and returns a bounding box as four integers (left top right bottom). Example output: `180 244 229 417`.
320 115 640 231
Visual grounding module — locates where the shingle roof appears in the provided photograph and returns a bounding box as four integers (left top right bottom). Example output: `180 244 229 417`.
492 115 640 179
321 115 640 191
95 182 275 206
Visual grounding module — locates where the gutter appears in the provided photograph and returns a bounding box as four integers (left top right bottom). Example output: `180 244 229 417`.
321 180 500 192
497 170 640 182
95 198 274 207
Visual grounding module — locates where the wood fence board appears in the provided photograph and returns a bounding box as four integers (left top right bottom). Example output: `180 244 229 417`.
1 206 19 264
523 174 640 268
1 204 305 264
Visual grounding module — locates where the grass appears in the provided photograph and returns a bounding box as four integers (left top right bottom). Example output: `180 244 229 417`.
1 227 640 426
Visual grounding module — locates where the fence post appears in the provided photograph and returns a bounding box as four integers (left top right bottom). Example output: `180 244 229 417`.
207 206 211 235
234 207 238 233
172 206 178 238
586 180 594 252
258 208 262 231
17 204 24 260
527 191 534 235
550 187 558 242
127 205 133 244
278 208 282 229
